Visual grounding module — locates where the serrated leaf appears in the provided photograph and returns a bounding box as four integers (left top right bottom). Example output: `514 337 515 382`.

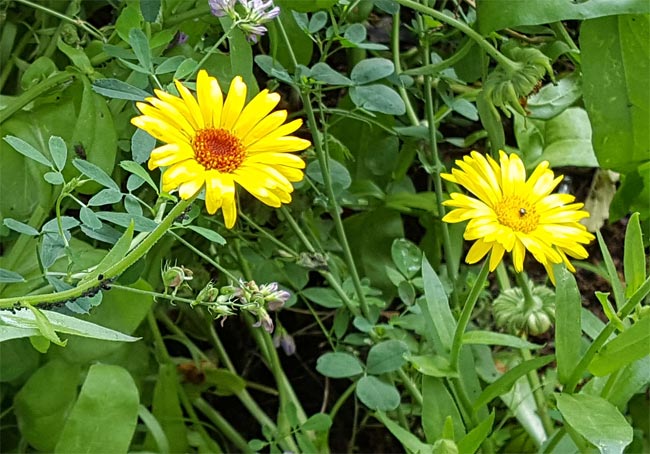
3 135 52 167
73 158 119 191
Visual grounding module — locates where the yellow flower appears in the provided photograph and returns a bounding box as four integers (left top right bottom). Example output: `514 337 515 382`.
131 70 311 228
442 151 594 284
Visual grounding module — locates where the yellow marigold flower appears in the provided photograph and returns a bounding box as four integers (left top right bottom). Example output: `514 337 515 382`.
442 151 595 284
131 70 311 228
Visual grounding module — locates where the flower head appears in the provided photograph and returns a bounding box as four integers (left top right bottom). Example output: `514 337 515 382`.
442 151 594 284
209 0 280 42
131 70 310 228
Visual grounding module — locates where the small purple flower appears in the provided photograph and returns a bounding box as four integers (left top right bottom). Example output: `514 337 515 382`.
208 0 280 43
209 0 237 17
176 32 189 45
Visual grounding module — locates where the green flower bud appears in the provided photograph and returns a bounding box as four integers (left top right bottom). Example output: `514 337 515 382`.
483 42 554 117
493 283 555 335
162 264 193 289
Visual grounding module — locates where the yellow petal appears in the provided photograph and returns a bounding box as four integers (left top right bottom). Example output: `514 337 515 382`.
221 76 247 130
174 79 204 129
465 239 492 264
148 144 194 169
247 136 311 154
131 116 191 148
242 111 288 145
205 170 225 215
233 90 281 137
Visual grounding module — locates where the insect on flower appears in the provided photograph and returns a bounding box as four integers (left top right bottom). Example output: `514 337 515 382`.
441 151 595 284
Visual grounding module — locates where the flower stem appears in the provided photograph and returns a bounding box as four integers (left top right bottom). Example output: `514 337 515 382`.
395 0 519 72
194 397 253 453
169 230 239 281
391 12 419 126
275 18 371 319
188 22 239 80
450 260 490 371
420 15 459 308
0 198 193 309
0 71 75 124
13 0 105 41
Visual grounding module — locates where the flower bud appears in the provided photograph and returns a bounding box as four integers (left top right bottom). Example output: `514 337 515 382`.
162 264 193 289
493 284 555 335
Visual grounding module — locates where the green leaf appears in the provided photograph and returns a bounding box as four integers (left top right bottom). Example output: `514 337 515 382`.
73 158 119 191
129 28 152 72
624 212 646 297
350 85 406 115
3 135 52 167
477 0 650 34
350 58 394 85
366 340 409 375
527 73 582 120
375 411 434 454
3 215 43 236
407 354 458 378
95 211 158 231
204 368 246 396
596 231 626 310
421 376 465 443
80 206 102 230
457 412 495 454
316 352 363 378
0 308 140 342
14 360 81 451
79 220 134 286
57 38 94 74
581 14 650 172
301 287 343 308
301 413 333 432
308 11 328 33
462 330 542 349
24 303 66 347
514 107 598 169
143 364 187 453
419 256 455 354
278 0 337 12
140 0 160 22
556 393 633 454
391 238 422 279
186 225 226 245
92 78 151 101
138 406 169 454
0 267 26 283
48 136 67 171
44 171 65 185
87 188 123 206
55 364 140 453
473 355 554 410
589 315 650 376
476 91 505 153
310 62 354 86
555 265 582 385
355 376 400 411
119 160 158 192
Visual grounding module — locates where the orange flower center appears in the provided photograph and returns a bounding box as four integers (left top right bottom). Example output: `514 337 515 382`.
192 128 246 173
495 196 539 233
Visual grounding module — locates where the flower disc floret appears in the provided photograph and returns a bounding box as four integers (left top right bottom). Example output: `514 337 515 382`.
131 70 311 228
442 151 595 284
